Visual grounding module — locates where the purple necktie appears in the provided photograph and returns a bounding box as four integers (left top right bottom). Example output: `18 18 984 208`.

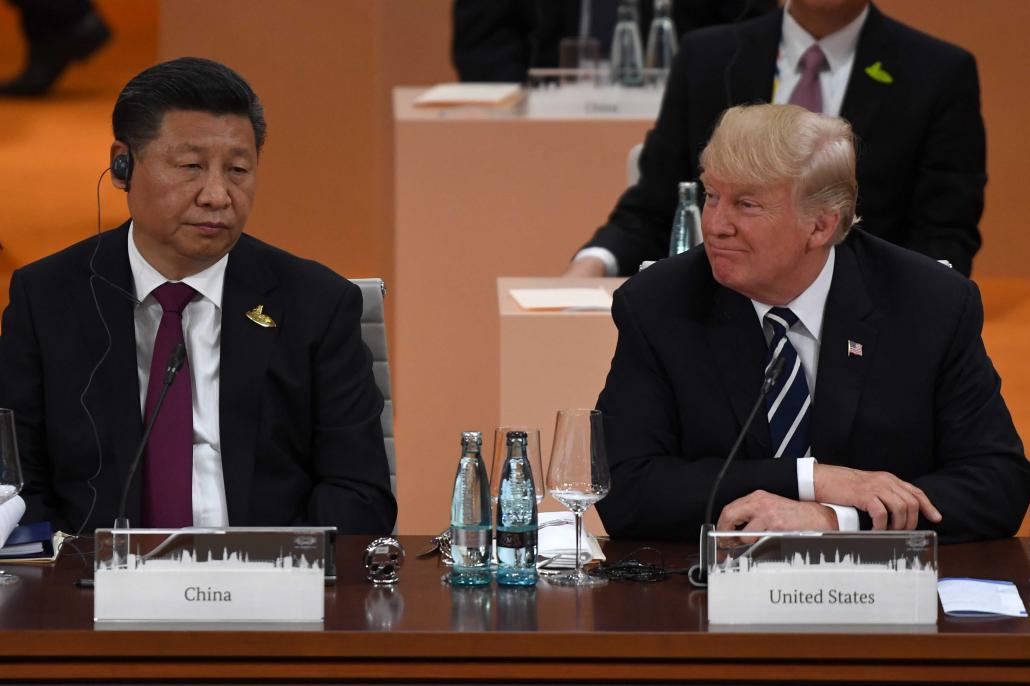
788 44 828 113
141 282 196 528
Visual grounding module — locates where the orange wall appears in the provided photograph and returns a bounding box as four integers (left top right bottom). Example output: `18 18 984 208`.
159 0 455 289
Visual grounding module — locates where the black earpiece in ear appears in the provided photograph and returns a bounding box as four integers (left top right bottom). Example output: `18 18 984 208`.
111 152 133 191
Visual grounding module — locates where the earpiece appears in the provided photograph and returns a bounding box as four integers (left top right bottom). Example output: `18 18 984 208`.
111 151 133 191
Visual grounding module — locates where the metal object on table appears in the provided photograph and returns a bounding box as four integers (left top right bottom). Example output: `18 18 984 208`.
363 537 405 584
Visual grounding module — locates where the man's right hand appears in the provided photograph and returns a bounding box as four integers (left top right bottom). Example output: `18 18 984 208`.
814 464 942 530
563 256 607 278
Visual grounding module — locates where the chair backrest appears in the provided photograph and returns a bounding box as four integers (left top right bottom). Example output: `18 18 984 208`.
352 278 396 498
627 142 643 187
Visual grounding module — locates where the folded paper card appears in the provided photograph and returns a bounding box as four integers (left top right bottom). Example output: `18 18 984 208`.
510 287 613 312
537 511 605 569
0 496 25 548
938 577 1028 617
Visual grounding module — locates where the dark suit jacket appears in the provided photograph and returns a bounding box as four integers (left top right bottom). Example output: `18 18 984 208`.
0 222 397 535
595 231 1029 544
583 4 986 276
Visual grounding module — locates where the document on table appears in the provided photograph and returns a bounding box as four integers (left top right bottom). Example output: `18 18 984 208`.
414 83 523 108
509 287 613 312
938 577 1028 617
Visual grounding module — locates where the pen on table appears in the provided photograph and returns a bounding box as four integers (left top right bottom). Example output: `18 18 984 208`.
75 577 93 588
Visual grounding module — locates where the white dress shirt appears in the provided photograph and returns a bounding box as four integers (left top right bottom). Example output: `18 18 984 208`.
773 3 868 116
127 223 229 527
749 248 858 531
574 4 869 275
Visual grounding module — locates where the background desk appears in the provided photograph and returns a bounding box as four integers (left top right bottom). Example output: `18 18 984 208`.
1 536 1029 683
392 88 653 534
498 275 1030 536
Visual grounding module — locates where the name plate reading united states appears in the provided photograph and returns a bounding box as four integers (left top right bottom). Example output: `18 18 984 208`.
93 528 327 623
707 531 937 625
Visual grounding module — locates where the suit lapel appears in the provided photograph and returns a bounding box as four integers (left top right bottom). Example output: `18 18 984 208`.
727 10 781 105
219 237 280 525
706 286 772 456
840 5 892 146
73 222 144 519
811 242 879 463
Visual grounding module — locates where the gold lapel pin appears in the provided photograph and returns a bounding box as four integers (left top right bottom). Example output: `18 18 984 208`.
246 305 277 328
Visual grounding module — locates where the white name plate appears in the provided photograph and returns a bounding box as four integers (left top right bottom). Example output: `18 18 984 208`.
526 85 662 119
93 527 328 623
95 567 324 623
709 567 937 624
707 531 938 625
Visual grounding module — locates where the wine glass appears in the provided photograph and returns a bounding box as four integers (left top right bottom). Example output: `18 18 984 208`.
545 409 610 587
490 427 545 506
0 409 24 587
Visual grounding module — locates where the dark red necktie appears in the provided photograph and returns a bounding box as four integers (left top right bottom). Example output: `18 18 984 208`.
788 44 828 113
140 282 196 528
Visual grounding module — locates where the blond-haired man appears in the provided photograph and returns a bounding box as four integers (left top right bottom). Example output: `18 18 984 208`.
595 104 1028 543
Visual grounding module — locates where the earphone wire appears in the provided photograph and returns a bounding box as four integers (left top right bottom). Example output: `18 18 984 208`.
77 166 140 537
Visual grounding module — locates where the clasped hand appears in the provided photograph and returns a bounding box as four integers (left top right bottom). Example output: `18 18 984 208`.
716 466 943 533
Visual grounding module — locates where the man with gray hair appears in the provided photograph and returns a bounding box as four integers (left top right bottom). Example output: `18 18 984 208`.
595 104 1029 543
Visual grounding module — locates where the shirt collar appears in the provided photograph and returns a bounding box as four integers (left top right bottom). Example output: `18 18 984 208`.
127 220 227 308
751 246 836 341
781 3 868 74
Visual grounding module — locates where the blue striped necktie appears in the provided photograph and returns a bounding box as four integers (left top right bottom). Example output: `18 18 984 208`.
764 307 811 459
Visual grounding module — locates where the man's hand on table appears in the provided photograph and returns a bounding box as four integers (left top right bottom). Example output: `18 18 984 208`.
717 490 839 532
813 464 942 530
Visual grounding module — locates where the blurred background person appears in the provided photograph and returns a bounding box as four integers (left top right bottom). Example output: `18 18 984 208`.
0 0 111 95
452 0 775 82
568 0 986 278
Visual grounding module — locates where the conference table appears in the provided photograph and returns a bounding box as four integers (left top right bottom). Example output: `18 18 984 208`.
1 535 1029 683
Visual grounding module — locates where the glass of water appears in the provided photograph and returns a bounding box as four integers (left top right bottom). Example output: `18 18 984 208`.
490 427 545 507
0 409 23 586
545 409 610 586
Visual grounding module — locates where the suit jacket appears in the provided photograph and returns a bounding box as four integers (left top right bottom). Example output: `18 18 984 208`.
583 4 986 276
595 231 1029 544
0 222 397 535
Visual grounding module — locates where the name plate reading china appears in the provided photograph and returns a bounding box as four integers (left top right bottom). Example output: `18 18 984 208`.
94 528 326 623
707 531 938 625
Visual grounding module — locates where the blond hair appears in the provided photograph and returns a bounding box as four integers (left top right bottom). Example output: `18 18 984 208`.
699 104 858 242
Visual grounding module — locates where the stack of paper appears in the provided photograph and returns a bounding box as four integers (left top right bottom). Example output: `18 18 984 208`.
938 577 1028 617
509 287 613 312
414 83 523 108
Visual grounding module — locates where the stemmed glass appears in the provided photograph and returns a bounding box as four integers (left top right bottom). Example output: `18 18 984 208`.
489 427 546 507
0 409 24 586
545 409 610 587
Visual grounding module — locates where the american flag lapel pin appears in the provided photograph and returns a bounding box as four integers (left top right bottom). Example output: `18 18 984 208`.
847 340 863 357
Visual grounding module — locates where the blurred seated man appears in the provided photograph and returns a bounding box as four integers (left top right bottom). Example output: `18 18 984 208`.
595 103 1029 544
0 57 397 534
570 0 985 277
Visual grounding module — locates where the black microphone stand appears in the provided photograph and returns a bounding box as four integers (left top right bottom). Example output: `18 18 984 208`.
689 355 786 587
114 343 187 529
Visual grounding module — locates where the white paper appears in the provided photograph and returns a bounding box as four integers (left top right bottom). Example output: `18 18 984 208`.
938 577 1028 617
537 511 605 569
509 287 613 311
414 83 522 107
0 496 26 548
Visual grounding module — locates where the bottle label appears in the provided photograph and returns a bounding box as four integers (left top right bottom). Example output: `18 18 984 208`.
497 529 537 549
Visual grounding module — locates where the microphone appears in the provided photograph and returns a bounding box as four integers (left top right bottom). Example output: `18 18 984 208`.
689 353 786 587
114 343 188 529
